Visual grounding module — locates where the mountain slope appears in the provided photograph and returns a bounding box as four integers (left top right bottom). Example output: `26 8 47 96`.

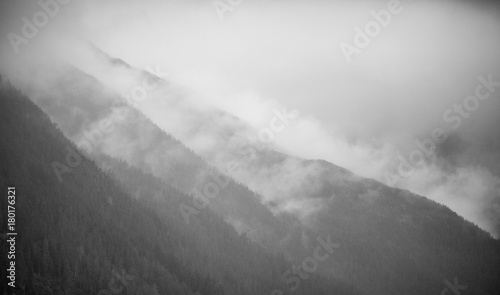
297 158 500 294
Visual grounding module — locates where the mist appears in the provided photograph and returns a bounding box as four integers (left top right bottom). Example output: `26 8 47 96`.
1 0 500 237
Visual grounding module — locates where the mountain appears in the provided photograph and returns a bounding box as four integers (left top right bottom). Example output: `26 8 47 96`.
0 77 362 295
6 44 500 295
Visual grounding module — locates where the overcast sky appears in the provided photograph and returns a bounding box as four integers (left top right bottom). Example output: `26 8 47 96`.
1 0 500 237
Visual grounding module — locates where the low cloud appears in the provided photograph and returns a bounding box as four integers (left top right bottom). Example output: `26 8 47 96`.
1 0 500 237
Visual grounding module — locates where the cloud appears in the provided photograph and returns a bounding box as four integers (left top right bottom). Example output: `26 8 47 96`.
1 0 500 237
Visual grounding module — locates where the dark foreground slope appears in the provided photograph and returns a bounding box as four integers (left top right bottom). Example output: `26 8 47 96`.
0 79 361 295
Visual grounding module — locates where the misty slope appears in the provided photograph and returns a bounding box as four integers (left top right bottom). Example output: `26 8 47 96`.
284 158 500 294
0 79 362 295
14 49 500 295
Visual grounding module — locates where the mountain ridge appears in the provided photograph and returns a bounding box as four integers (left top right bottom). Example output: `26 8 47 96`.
8 47 500 294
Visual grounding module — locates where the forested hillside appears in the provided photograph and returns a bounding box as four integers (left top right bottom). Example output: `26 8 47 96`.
296 159 500 294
